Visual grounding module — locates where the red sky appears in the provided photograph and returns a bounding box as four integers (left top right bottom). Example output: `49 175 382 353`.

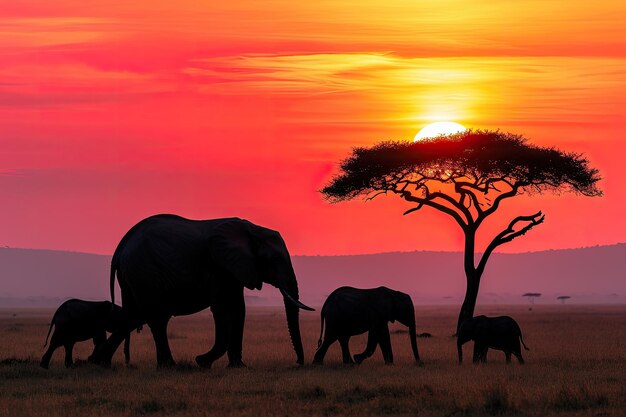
1 1 625 255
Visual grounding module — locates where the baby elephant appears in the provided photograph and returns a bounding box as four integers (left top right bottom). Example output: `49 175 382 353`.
40 299 131 369
313 286 422 365
457 315 529 364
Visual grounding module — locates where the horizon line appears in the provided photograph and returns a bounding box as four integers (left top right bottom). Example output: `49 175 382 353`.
2 242 624 258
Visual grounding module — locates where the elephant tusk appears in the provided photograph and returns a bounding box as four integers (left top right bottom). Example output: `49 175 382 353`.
280 288 315 311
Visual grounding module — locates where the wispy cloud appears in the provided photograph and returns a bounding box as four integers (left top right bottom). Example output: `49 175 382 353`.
0 64 174 107
186 53 626 126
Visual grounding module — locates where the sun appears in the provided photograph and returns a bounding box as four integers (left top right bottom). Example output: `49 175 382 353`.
414 121 466 142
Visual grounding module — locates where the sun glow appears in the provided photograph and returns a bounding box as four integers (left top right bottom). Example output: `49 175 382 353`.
414 121 466 141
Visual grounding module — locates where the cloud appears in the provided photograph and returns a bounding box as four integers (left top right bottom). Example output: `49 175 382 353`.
0 63 176 107
185 53 626 126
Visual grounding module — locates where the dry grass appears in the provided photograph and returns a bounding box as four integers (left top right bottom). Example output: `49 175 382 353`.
1 305 624 417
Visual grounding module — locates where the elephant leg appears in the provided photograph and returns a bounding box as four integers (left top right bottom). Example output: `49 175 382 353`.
93 331 124 366
338 336 354 364
513 340 525 364
40 345 57 369
64 342 75 368
90 294 143 367
88 330 107 362
196 307 230 369
472 343 482 364
40 335 63 369
482 347 488 363
147 317 175 367
123 333 131 365
227 291 246 368
93 330 106 346
376 323 393 364
354 330 378 364
312 334 337 365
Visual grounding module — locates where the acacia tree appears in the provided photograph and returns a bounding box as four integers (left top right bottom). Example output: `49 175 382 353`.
557 295 571 304
321 130 601 331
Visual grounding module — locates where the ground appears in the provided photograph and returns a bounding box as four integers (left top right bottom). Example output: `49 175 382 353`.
1 305 624 417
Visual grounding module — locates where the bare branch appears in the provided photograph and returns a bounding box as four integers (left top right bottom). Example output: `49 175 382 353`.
453 181 483 217
395 189 468 228
477 183 523 226
365 191 387 201
428 191 475 225
403 204 423 215
476 211 545 276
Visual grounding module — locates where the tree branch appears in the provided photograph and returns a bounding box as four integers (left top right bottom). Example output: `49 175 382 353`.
395 190 468 228
427 191 474 225
476 211 545 276
365 191 387 201
370 176 472 227
403 203 423 215
476 182 525 227
453 180 484 217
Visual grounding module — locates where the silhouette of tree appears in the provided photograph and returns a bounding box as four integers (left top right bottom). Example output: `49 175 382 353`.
522 292 542 304
557 295 571 304
321 130 601 331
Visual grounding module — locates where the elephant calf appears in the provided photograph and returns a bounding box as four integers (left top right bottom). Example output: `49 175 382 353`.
40 299 131 369
457 315 529 364
313 286 422 365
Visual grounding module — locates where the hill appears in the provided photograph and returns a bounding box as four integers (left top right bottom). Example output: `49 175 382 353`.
0 245 624 307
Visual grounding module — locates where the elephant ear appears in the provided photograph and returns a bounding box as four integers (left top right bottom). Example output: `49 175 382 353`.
210 219 262 290
371 289 396 323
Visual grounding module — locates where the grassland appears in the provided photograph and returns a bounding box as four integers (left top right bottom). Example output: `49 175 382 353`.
1 305 624 417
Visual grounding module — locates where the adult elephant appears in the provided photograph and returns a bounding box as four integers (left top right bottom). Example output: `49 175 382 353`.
313 286 421 365
91 214 313 368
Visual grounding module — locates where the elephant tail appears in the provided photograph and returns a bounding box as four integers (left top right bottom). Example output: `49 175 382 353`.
317 314 325 349
520 334 530 351
110 265 116 306
110 252 119 306
43 317 55 348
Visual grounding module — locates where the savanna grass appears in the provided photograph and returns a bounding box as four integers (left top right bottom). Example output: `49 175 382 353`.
0 305 624 417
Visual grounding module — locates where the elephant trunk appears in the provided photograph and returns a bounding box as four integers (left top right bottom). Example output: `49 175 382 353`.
279 272 306 365
408 320 421 364
284 300 304 365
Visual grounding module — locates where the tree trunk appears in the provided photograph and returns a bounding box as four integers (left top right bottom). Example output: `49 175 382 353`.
457 273 480 333
456 229 481 333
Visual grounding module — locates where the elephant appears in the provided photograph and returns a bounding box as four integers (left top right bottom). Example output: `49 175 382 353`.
90 214 313 368
40 299 131 369
312 286 422 365
457 315 529 364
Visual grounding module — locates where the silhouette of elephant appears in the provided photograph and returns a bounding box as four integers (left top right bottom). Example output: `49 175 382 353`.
40 299 131 369
457 315 529 364
313 286 422 365
90 214 313 368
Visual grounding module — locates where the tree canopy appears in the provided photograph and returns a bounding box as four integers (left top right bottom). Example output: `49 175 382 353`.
323 130 601 204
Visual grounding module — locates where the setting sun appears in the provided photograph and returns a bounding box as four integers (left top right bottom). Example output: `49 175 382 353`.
414 121 467 141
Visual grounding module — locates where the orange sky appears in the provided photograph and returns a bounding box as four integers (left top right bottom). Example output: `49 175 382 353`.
1 0 625 255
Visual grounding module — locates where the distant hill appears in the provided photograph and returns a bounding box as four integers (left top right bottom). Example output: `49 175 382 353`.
0 245 624 307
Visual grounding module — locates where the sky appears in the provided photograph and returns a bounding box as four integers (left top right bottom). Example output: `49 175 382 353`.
1 0 625 255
